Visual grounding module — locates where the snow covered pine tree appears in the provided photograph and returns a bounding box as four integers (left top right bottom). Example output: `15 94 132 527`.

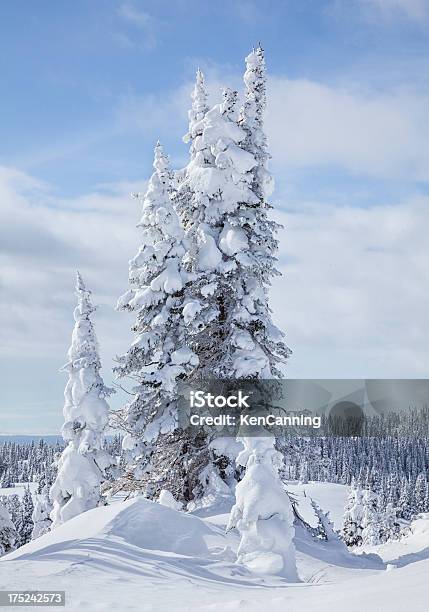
174 47 290 498
15 486 34 546
50 272 114 527
176 47 294 575
341 479 364 547
0 502 16 556
361 489 381 546
114 143 201 504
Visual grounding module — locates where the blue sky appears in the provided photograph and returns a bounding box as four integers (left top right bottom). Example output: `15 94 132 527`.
2 0 428 195
1 0 429 433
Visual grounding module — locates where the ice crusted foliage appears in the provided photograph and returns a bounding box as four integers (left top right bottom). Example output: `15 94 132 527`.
114 143 204 503
0 502 16 556
50 273 114 528
227 436 297 579
176 59 289 381
32 485 53 540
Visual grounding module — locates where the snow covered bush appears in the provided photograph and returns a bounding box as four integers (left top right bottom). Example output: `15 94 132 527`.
158 490 183 511
50 272 114 528
227 436 298 579
0 502 16 556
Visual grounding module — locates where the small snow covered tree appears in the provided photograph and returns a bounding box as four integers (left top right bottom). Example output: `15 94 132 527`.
311 499 342 543
2 495 21 535
15 486 34 546
0 502 16 556
341 480 364 547
361 489 381 546
379 502 401 543
114 143 201 503
397 477 414 520
1 469 13 489
32 485 53 539
415 473 427 514
227 435 297 579
50 273 114 528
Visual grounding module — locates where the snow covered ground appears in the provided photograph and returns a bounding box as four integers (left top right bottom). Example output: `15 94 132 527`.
1 482 428 611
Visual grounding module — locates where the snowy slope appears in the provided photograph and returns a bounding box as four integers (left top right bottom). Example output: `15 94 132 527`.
286 481 349 529
1 488 428 611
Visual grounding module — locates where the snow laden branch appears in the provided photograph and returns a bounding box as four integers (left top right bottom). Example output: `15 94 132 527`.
49 272 114 528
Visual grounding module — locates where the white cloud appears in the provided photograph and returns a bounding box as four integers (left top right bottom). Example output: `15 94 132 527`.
358 0 429 23
271 196 429 377
118 3 151 27
0 166 139 364
1 165 428 385
266 76 429 181
329 0 429 24
116 3 159 49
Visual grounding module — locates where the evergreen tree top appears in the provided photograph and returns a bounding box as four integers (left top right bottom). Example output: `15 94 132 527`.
137 142 183 243
75 270 95 319
184 69 209 150
153 141 171 185
192 69 208 116
242 45 266 114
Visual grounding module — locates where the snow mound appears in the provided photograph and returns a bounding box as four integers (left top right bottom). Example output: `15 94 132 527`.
4 498 221 560
1 485 427 611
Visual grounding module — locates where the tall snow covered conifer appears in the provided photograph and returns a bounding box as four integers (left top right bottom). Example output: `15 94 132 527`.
177 49 289 382
50 273 114 528
114 143 203 503
174 50 291 511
